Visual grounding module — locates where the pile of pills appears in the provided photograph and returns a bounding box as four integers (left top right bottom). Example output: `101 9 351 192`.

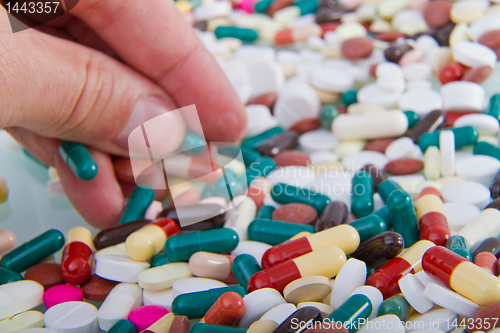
6 0 500 332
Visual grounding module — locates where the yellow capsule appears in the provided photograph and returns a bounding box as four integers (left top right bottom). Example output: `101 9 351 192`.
125 219 178 262
415 194 445 220
294 246 346 278
66 226 94 250
289 231 313 241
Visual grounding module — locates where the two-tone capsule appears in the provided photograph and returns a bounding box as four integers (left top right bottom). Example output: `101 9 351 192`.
61 226 94 285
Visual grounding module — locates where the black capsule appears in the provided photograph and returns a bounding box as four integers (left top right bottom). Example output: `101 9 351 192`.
406 110 445 143
490 168 500 199
359 164 387 192
315 201 348 231
93 219 152 251
472 237 500 259
315 3 347 24
350 231 404 270
258 131 299 157
384 44 413 63
273 307 323 333
433 22 455 46
157 203 226 231
485 198 500 211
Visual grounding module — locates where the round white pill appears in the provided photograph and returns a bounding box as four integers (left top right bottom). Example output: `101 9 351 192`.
443 202 481 232
455 155 500 185
274 82 320 129
453 41 497 68
441 81 485 111
44 301 98 333
398 89 443 116
311 67 355 93
238 288 286 328
309 151 339 163
342 151 389 172
357 83 402 109
385 137 417 161
245 105 279 138
299 130 340 153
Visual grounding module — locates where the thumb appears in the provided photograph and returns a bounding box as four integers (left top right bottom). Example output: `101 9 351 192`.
0 15 185 158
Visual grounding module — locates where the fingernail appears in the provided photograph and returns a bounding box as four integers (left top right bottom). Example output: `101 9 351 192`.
59 142 98 181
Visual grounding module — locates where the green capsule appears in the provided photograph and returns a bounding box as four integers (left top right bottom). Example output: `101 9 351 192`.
256 205 275 219
473 141 500 161
247 219 315 245
487 94 500 124
181 130 206 154
373 206 393 230
378 294 411 321
59 141 98 181
351 172 374 218
240 146 263 167
245 157 276 185
119 186 155 224
349 215 387 242
164 229 239 262
172 285 246 319
342 90 358 107
150 254 172 268
189 324 247 333
214 26 258 42
446 235 472 261
378 180 402 204
404 110 420 128
0 267 23 285
232 254 261 291
418 126 478 153
241 126 283 150
320 104 338 129
295 0 317 15
107 319 137 333
387 190 419 248
328 294 372 333
254 0 273 12
271 183 331 214
0 229 65 273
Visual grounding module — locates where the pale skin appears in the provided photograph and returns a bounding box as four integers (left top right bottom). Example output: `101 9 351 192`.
0 0 247 229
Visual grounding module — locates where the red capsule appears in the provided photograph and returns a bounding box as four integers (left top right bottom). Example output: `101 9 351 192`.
475 252 497 275
419 212 451 246
203 292 245 326
444 110 477 127
439 62 466 85
61 241 93 285
320 22 341 36
416 187 443 201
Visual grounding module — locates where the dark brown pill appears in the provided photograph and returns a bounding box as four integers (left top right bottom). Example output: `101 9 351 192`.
93 219 151 251
406 110 445 143
315 201 348 231
462 66 493 84
193 21 207 31
472 237 500 259
158 203 226 231
364 139 396 154
258 131 299 157
350 231 404 270
247 92 277 110
303 322 349 332
24 263 65 291
485 198 500 211
341 37 374 60
315 4 347 24
80 275 119 302
433 22 455 46
168 316 191 333
384 158 424 175
359 164 387 192
490 168 500 199
289 118 321 134
384 44 413 63
273 307 323 333
423 0 452 28
272 203 318 225
465 302 500 333
478 29 500 50
273 150 311 167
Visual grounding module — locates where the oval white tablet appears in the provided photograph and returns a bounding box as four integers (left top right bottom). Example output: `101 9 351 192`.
399 274 433 314
403 63 433 81
342 151 389 172
143 288 174 312
414 271 446 288
357 314 405 333
260 303 297 325
453 41 497 68
238 288 286 329
399 89 443 116
311 67 355 93
351 286 384 320
309 151 339 163
299 130 340 153
138 262 192 291
442 181 491 209
44 302 97 333
385 137 417 161
440 81 485 111
97 283 142 331
245 105 279 138
266 166 316 188
330 258 367 310
332 111 408 141
423 283 480 318
274 82 320 129
172 278 226 299
95 255 149 283
0 281 44 321
357 83 402 109
443 202 481 232
454 114 499 137
455 155 500 185
231 240 272 266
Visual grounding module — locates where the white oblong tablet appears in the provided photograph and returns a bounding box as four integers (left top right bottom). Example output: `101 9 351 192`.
351 286 384 320
443 202 481 232
283 276 332 304
424 147 441 181
138 262 192 291
342 151 389 173
332 111 408 141
274 82 320 129
44 301 98 333
0 281 44 321
172 278 226 299
143 288 174 312
414 271 446 288
398 89 443 116
266 166 316 188
238 288 287 328
95 255 149 283
357 83 402 109
0 310 44 332
330 258 367 310
405 309 457 332
439 130 455 178
260 303 297 325
231 241 272 266
299 130 340 153
440 81 485 111
442 181 491 209
455 155 500 185
423 283 480 318
385 137 417 161
309 151 339 163
311 67 355 93
399 274 433 314
454 114 499 137
245 105 279 138
453 41 497 68
357 314 405 333
97 283 142 331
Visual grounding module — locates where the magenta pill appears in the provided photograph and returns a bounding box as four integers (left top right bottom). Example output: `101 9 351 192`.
128 305 169 331
43 284 84 308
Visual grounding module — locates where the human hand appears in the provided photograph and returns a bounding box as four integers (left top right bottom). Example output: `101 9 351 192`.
0 0 247 229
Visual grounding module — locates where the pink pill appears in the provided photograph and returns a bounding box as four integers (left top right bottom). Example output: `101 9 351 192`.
43 284 83 308
238 0 255 13
128 305 169 332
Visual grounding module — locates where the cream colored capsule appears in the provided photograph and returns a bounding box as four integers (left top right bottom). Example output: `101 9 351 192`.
332 110 408 141
138 262 192 291
424 146 441 181
416 194 446 220
294 246 346 278
144 313 175 332
125 224 167 262
188 252 233 282
66 226 94 249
